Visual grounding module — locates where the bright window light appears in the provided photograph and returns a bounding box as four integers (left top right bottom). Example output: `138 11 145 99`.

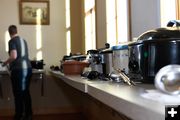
106 0 130 46
66 0 70 28
36 51 43 60
117 0 129 43
85 0 95 12
160 0 176 27
36 9 42 50
5 31 10 52
66 31 71 55
66 0 71 55
36 25 42 50
106 0 116 45
36 9 42 60
84 0 96 52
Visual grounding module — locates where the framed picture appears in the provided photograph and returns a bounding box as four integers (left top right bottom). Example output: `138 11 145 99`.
19 0 50 25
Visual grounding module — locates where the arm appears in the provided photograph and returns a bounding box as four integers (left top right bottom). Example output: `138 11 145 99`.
3 50 17 65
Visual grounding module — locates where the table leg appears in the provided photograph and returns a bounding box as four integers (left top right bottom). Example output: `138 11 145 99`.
40 73 44 96
0 78 3 98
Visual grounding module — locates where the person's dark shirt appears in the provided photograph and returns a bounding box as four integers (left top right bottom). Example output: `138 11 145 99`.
8 36 31 70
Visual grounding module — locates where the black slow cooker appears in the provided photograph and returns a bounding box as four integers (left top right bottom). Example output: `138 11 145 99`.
128 22 180 83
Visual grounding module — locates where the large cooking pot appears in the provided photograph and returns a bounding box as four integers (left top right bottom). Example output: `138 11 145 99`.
128 21 180 83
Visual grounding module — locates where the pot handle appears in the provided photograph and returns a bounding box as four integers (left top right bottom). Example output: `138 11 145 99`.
115 69 136 86
167 20 180 27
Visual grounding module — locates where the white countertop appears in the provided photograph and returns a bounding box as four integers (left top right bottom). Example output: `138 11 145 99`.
51 70 108 93
50 70 180 120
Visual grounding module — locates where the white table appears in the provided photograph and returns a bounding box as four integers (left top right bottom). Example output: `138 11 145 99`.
0 69 46 98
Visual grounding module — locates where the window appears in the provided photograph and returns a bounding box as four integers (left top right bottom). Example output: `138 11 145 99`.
160 0 180 27
106 0 130 46
160 0 176 27
84 0 96 52
66 0 71 55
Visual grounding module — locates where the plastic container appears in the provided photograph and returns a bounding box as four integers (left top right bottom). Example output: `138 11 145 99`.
112 45 129 74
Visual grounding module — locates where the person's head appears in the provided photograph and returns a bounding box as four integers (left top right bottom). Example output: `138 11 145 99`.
8 25 17 38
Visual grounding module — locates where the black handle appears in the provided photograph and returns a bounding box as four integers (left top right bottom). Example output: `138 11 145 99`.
167 20 180 27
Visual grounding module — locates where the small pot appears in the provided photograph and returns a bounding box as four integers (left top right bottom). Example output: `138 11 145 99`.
31 60 45 69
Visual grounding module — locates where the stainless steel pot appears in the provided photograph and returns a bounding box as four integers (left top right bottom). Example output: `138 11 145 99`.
99 49 113 76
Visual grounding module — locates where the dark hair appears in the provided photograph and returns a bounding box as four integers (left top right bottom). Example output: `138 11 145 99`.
8 25 17 35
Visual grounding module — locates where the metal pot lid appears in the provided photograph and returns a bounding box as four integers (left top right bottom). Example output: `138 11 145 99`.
137 27 180 41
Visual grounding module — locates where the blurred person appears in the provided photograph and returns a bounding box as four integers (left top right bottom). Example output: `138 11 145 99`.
3 25 32 120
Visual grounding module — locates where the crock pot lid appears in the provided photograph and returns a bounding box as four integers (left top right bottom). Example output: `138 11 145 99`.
87 49 99 54
137 27 180 41
70 55 86 59
99 48 112 53
112 45 128 50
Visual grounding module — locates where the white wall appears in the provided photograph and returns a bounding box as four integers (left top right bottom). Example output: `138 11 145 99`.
0 0 66 70
130 0 161 39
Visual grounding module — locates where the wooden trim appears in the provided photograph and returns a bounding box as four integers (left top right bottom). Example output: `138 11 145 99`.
128 0 132 41
176 0 180 19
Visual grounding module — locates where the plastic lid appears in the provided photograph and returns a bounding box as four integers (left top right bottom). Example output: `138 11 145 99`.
111 45 128 50
99 48 112 53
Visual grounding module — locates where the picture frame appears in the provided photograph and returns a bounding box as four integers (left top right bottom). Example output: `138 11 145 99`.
19 0 50 25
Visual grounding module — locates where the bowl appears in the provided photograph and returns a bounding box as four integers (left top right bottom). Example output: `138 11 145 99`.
62 60 89 75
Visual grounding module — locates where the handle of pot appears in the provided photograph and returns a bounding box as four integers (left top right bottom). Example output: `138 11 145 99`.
116 69 135 86
167 20 180 27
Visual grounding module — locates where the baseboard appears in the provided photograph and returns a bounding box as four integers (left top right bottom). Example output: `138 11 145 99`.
0 106 83 116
